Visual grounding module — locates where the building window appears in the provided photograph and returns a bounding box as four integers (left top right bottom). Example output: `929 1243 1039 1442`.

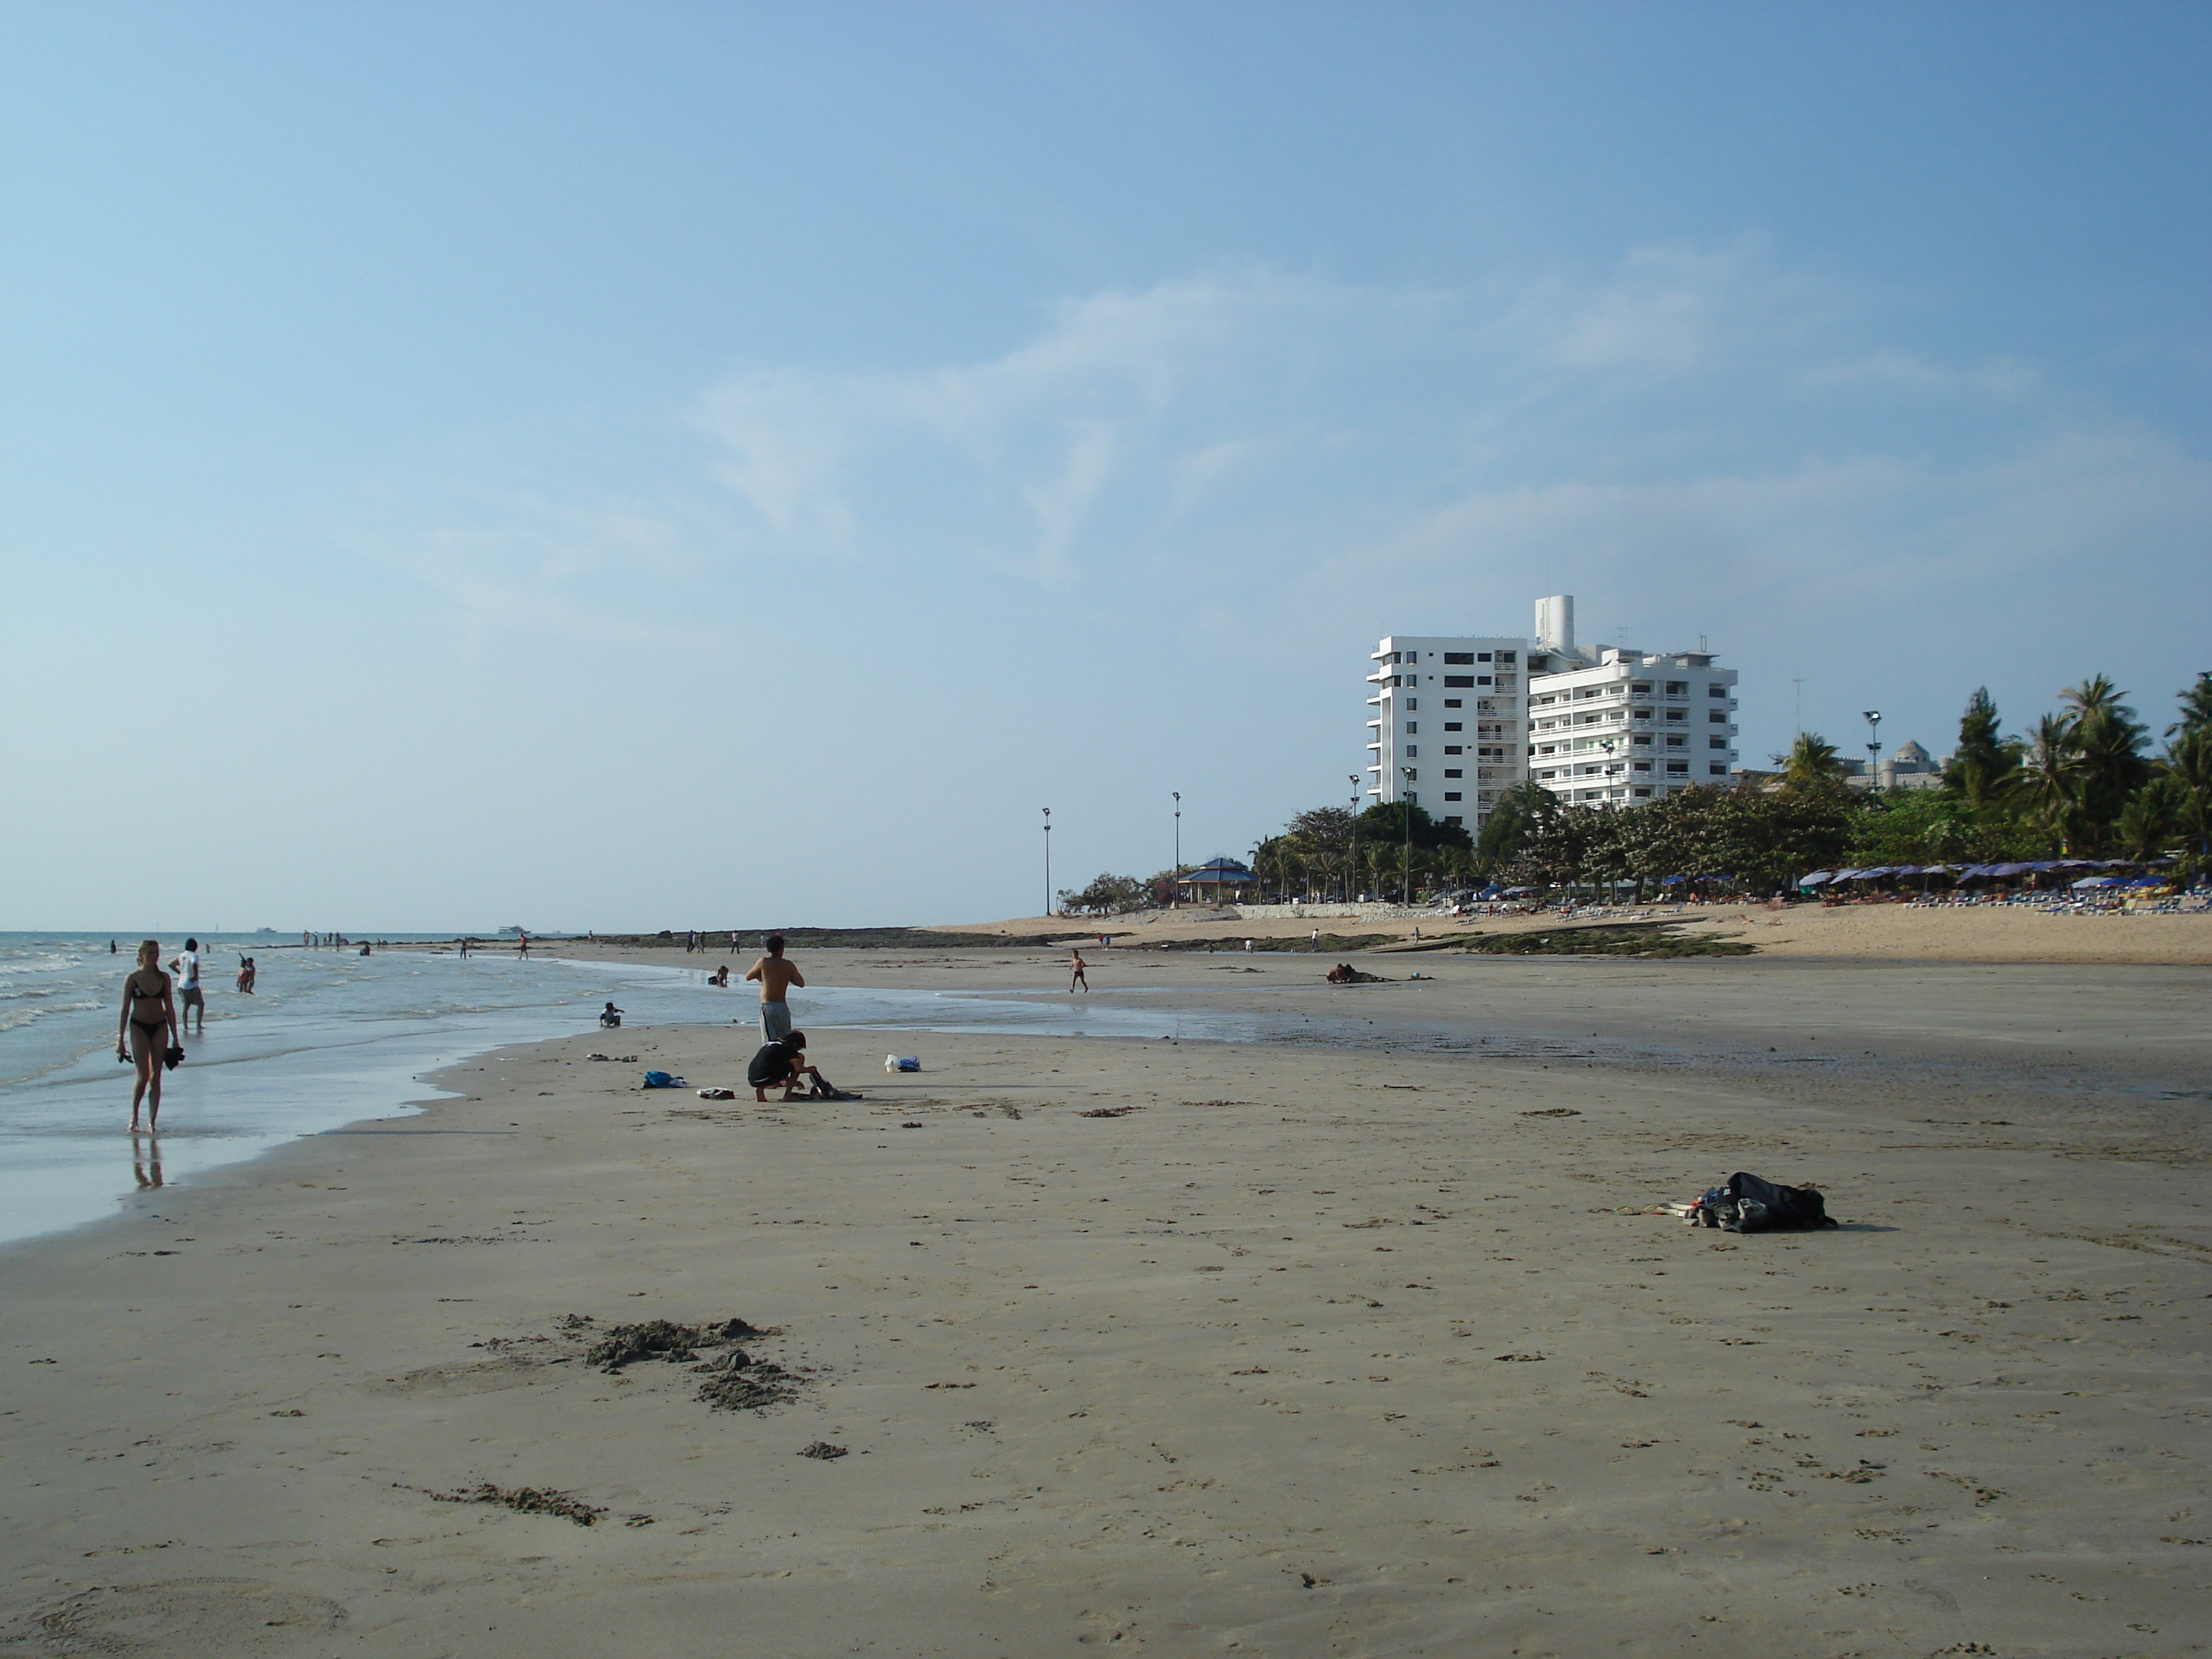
1444 814 1462 827
1665 735 1686 747
1665 709 1686 721
1443 721 1462 732
1444 675 1474 688
1444 791 1462 801
1632 734 1652 747
1709 737 1726 749
1631 682 1651 694
1443 698 1462 709
1709 710 1727 723
1632 787 1652 798
1632 709 1651 721
1405 791 1417 804
1666 761 1689 773
1709 764 1727 775
1406 722 1418 734
1498 651 1516 665
1477 675 1492 685
1443 652 1473 665
1632 761 1651 773
1406 698 1417 711
1444 745 1462 755
1665 681 1688 696
1404 675 1418 686
1444 768 1462 778
1708 684 1728 698
1405 746 1417 758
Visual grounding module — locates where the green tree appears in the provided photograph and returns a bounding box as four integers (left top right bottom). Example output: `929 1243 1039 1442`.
2167 670 2212 741
1058 873 1148 914
2059 675 2153 837
1943 687 2023 810
1474 780 1552 877
2158 726 2212 876
2018 712 2089 850
1779 732 1847 788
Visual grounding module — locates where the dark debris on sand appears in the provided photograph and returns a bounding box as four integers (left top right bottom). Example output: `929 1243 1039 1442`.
585 1316 768 1372
422 1482 606 1526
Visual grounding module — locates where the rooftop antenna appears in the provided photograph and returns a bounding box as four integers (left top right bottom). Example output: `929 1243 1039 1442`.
1699 632 1709 653
1794 679 1804 737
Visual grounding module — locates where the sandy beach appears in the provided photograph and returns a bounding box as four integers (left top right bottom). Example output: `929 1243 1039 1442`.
3 943 2208 1658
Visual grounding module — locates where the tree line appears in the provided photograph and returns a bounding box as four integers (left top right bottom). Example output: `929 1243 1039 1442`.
1051 673 2210 912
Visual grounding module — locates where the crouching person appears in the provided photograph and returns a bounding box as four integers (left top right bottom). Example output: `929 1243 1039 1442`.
748 1030 828 1102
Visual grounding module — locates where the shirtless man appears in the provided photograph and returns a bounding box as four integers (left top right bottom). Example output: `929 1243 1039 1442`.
744 933 804 1041
1069 948 1088 992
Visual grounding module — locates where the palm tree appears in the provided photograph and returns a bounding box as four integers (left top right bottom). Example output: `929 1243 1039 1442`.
2169 671 2212 741
2113 780 2179 863
2059 676 2152 831
2018 713 2088 851
1779 732 1845 788
2161 726 2212 875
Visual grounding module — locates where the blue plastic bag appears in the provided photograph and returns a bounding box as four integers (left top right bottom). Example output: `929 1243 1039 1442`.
642 1070 686 1089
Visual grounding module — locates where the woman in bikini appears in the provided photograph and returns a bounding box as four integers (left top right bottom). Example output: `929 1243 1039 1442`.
115 940 180 1134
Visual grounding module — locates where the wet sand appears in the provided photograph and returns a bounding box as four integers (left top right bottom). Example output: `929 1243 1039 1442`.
2 951 2207 1658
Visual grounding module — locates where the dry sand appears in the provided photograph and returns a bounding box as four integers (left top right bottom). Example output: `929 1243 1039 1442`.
3 948 2208 1658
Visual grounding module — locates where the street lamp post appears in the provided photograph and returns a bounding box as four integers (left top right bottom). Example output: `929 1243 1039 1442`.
1042 807 1051 918
1862 710 1883 790
1347 775 1361 903
1400 766 1416 905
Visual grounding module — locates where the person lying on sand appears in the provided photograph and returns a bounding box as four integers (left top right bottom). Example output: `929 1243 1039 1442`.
748 1031 830 1102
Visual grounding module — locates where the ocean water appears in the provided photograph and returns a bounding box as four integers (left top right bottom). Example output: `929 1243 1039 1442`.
0 935 1262 1249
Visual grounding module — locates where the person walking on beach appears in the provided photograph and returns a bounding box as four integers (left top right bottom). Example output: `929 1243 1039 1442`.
1069 948 1089 992
117 940 181 1133
170 938 205 1035
745 933 804 1041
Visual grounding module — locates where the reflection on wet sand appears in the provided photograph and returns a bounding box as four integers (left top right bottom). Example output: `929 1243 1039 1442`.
132 1140 163 1189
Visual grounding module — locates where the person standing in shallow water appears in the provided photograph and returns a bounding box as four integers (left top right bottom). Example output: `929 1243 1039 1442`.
1069 949 1089 992
745 933 804 1041
116 940 180 1133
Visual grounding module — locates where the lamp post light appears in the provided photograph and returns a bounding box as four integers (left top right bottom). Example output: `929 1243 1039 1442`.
1042 806 1051 918
1172 792 1181 875
1862 710 1883 789
1400 765 1416 906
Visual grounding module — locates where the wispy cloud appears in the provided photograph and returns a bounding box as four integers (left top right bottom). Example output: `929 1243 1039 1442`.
367 246 2208 684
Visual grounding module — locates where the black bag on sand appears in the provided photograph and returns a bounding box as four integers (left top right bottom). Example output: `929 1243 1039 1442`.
1718 1170 1835 1233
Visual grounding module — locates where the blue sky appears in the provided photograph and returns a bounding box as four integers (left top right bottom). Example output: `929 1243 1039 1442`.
4 2 2207 930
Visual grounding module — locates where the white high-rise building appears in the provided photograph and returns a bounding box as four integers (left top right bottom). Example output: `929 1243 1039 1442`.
1364 595 1740 822
1364 634 1529 833
1524 595 1737 803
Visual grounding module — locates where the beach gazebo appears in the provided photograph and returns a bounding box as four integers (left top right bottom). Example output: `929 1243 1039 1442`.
1176 858 1259 904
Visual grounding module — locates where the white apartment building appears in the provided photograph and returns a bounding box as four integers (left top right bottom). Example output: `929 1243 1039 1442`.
1364 595 1741 821
1524 595 1739 804
1364 634 1529 832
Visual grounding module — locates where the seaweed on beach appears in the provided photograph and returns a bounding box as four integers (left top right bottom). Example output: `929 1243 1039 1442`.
696 1354 803 1413
424 1482 605 1526
585 1316 769 1372
1457 923 1755 958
